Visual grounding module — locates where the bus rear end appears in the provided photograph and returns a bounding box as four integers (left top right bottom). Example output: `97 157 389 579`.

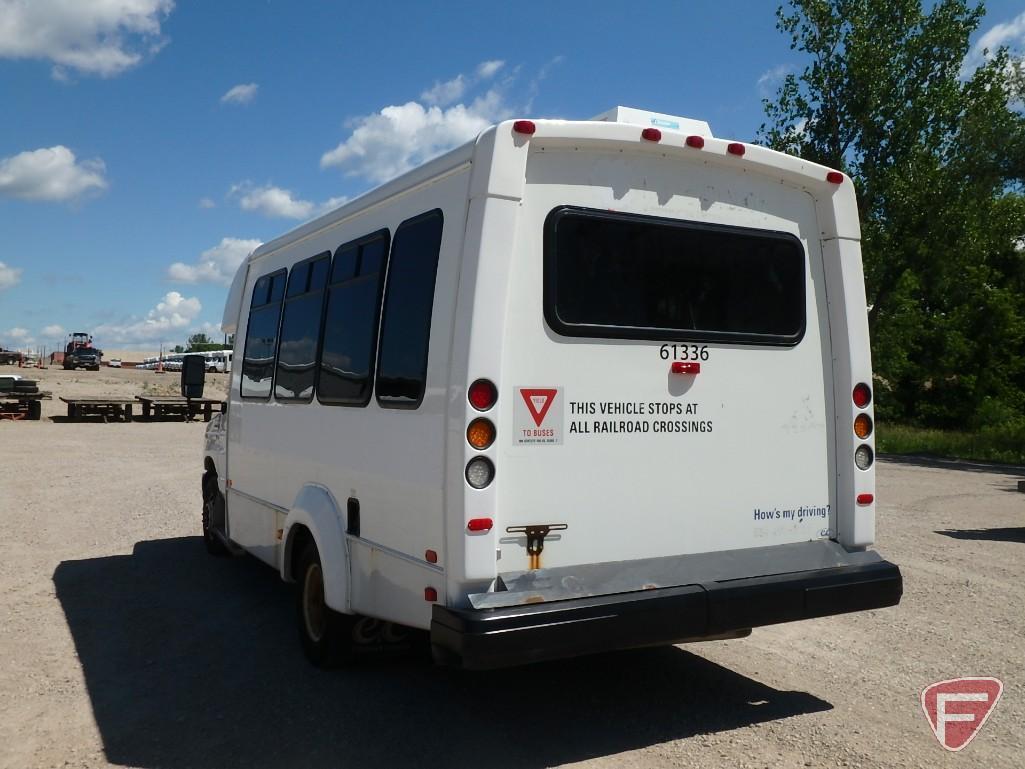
432 115 901 668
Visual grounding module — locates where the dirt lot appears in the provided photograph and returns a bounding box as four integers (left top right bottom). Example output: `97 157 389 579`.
1 365 1023 768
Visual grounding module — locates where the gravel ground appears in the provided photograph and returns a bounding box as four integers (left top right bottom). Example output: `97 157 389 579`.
1 365 1022 768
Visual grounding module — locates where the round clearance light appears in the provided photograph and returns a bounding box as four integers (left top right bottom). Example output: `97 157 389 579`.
467 418 496 450
641 127 662 142
468 379 497 411
854 413 873 439
727 142 746 156
855 445 874 471
465 457 495 489
827 171 845 184
513 120 536 135
852 383 872 408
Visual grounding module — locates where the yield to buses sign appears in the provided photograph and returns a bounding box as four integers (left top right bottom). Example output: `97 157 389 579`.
514 387 562 445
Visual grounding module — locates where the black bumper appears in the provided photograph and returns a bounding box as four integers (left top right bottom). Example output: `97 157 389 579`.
431 560 902 670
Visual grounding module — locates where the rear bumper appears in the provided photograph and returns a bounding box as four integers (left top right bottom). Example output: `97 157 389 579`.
431 559 902 670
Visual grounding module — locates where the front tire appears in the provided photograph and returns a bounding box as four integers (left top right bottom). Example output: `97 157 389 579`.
296 541 354 667
201 475 228 556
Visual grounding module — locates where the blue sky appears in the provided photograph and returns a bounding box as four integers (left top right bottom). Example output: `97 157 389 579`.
1 0 1023 352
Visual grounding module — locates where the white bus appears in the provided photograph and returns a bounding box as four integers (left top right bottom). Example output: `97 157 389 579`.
199 107 901 669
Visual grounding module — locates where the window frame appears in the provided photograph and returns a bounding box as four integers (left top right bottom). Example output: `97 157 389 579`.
240 268 287 401
274 251 331 403
374 209 445 411
315 229 392 408
542 206 808 347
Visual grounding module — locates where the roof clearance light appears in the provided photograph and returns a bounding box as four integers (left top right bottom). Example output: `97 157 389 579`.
827 171 844 184
468 379 497 411
465 458 495 489
854 413 873 439
467 517 494 532
686 135 705 149
727 142 746 156
513 120 536 135
425 549 438 564
853 383 872 408
855 445 874 470
467 418 496 450
856 493 874 505
641 127 662 142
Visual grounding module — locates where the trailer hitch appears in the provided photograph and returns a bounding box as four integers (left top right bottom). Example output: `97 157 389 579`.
506 524 567 570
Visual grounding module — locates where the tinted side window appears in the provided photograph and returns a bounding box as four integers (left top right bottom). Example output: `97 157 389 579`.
275 252 330 400
241 269 286 398
375 210 444 409
319 231 390 406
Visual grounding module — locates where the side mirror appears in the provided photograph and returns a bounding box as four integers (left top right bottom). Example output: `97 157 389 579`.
181 355 206 399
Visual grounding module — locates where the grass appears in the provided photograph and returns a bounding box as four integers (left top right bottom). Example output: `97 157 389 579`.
876 421 1025 466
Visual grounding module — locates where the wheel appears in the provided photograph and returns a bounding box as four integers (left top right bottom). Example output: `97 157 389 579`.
27 400 41 420
90 366 99 371
296 541 354 667
201 476 228 556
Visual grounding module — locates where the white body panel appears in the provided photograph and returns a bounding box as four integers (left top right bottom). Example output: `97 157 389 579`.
203 108 877 632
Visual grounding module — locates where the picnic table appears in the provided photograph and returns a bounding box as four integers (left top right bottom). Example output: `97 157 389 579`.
1 391 51 420
135 396 226 422
60 396 137 422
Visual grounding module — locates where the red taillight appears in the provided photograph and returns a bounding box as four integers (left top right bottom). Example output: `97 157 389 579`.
424 587 438 602
671 361 701 374
853 383 872 408
856 493 874 505
641 127 662 142
727 142 745 156
425 549 438 564
686 135 705 149
467 517 494 532
827 171 844 184
468 379 497 411
513 120 536 135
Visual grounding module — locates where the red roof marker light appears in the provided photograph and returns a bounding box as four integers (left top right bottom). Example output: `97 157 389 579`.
727 142 746 156
641 127 662 142
826 171 844 184
513 120 536 135
686 135 705 149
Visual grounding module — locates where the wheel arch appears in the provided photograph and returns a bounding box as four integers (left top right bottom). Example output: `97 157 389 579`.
281 484 350 615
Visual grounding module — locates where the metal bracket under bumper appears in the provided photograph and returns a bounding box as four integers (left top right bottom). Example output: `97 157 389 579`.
430 560 902 670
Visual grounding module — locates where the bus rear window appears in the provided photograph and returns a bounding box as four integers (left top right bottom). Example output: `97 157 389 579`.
544 208 806 345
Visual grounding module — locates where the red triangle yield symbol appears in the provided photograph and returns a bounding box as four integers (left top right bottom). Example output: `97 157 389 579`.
520 388 558 427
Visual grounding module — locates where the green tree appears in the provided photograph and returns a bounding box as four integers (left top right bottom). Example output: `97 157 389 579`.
760 0 1025 428
185 332 226 353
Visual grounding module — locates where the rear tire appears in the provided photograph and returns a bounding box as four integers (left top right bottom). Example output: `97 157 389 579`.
296 541 354 667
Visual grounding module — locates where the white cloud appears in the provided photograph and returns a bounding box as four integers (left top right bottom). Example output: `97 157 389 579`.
963 11 1025 75
93 291 203 345
41 324 65 337
321 93 511 184
6 326 31 342
476 60 504 79
0 146 107 202
0 260 22 290
757 64 790 96
220 82 258 105
198 197 216 209
229 182 349 220
231 183 314 219
168 237 261 286
320 60 519 184
0 0 174 79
